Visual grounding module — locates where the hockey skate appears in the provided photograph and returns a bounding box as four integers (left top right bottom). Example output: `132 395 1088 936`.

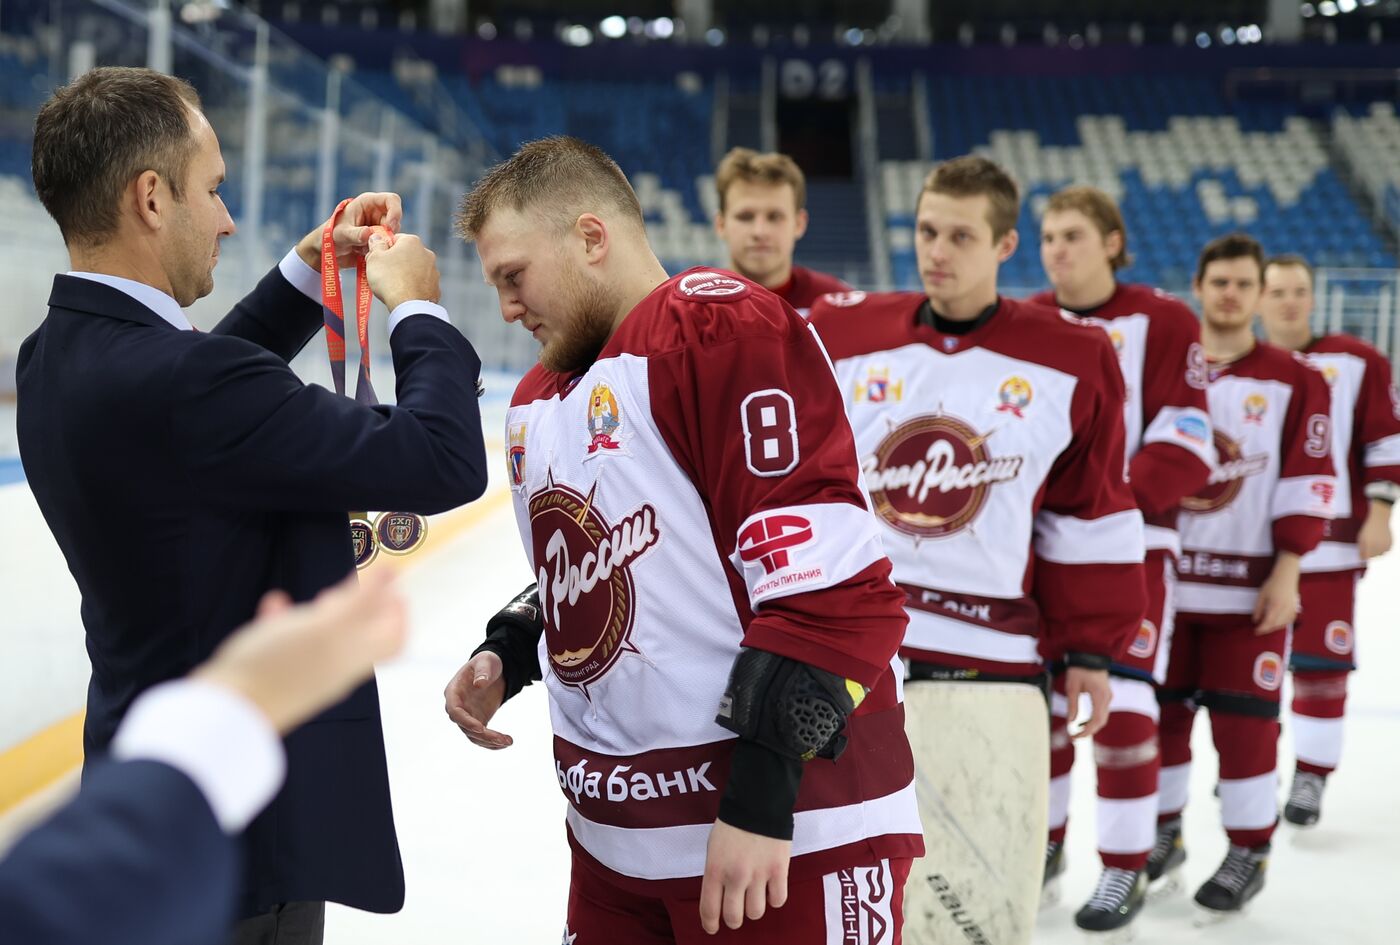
1192 844 1269 924
1074 866 1147 942
1283 770 1325 827
1144 818 1185 898
1040 839 1065 910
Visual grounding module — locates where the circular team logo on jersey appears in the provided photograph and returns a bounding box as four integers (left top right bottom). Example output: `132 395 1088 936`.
1253 651 1284 691
677 271 748 299
529 476 659 692
1127 619 1158 659
863 413 1023 539
1182 430 1266 514
1324 620 1354 656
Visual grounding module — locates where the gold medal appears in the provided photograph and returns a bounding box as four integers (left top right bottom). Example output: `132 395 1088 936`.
349 514 378 570
374 511 428 556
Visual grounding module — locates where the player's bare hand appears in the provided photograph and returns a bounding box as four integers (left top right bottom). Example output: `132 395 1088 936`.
699 819 790 934
1358 500 1394 560
1065 666 1112 739
365 233 441 311
444 651 512 749
1253 553 1301 635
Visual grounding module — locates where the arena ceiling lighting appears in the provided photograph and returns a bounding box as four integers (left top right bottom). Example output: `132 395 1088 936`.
561 24 594 46
645 17 675 39
599 16 627 39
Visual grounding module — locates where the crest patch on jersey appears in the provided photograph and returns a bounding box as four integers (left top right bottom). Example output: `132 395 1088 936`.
1243 393 1268 425
508 421 528 489
864 412 1023 540
1108 329 1126 356
675 270 749 300
1127 619 1158 659
854 367 903 403
584 383 625 457
996 376 1034 418
1253 652 1283 691
1324 620 1353 655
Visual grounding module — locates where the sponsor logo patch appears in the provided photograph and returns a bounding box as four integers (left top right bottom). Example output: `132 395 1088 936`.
1324 620 1353 655
822 290 867 308
676 270 748 299
735 512 826 599
1174 414 1209 445
1253 651 1284 691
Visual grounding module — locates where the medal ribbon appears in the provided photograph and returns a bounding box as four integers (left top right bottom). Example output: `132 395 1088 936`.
320 198 385 405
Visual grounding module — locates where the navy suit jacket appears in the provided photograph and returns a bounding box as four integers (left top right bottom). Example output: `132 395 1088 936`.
0 758 236 945
16 265 488 915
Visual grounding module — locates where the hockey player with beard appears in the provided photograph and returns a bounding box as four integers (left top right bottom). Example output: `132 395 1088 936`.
441 137 923 943
1031 186 1214 934
1257 254 1400 828
809 157 1147 944
1151 235 1336 916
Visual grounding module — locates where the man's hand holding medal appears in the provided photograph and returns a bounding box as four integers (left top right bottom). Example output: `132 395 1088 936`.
305 192 439 569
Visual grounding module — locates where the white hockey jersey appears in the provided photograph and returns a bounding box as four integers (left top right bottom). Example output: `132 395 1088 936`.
1031 283 1214 554
506 269 922 895
1177 343 1336 615
809 292 1146 675
1297 334 1400 573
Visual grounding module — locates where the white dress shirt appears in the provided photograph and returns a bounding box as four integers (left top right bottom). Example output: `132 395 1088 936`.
111 679 284 834
68 249 449 336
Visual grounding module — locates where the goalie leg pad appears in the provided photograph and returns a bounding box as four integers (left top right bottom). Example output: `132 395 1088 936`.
716 647 867 761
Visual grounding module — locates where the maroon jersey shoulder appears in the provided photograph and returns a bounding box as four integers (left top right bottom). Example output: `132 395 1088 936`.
1026 289 1056 308
512 362 563 407
1236 341 1322 385
610 268 807 358
1308 332 1385 361
808 291 924 360
994 298 1123 383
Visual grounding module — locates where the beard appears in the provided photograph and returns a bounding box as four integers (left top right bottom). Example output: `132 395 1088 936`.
540 262 618 374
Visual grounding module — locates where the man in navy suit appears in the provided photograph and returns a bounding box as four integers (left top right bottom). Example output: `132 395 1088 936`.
0 569 409 945
18 66 488 944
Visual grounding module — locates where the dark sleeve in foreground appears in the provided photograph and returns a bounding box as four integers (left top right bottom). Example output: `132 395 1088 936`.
0 758 236 945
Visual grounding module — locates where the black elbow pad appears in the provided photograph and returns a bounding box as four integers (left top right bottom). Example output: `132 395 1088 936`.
716 647 868 762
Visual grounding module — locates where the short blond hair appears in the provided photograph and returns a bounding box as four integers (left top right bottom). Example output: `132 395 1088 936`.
715 147 806 213
457 136 643 241
920 156 1021 239
1044 185 1133 271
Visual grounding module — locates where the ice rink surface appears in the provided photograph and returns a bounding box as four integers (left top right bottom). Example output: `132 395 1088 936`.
292 400 1395 945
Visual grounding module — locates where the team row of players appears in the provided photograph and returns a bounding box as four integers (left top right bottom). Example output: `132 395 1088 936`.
449 143 1397 940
